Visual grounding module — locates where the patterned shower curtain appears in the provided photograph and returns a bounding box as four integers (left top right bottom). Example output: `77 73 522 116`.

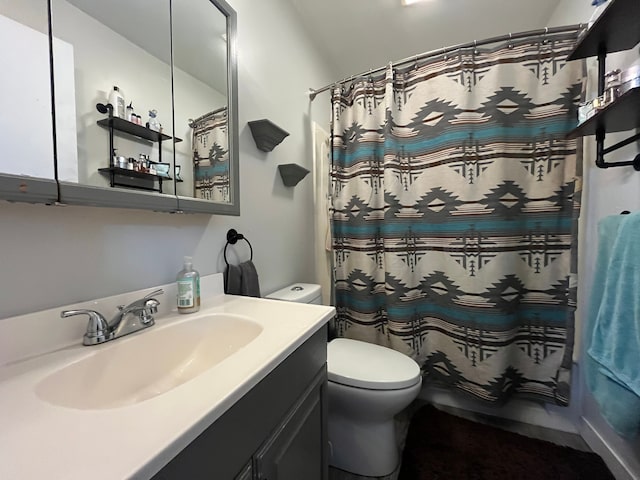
192 107 230 202
330 32 584 406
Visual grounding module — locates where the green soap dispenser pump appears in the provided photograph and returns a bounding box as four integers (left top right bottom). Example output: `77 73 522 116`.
177 256 200 314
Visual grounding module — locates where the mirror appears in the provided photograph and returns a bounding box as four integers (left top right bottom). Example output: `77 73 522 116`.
0 1 58 202
173 0 228 203
173 0 239 215
41 0 238 214
50 0 176 207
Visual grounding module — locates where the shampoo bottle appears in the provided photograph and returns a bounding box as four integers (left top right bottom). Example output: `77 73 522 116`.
176 256 200 314
109 86 125 118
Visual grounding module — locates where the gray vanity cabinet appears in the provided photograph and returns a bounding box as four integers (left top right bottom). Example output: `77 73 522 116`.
234 463 253 480
254 372 325 480
152 328 328 480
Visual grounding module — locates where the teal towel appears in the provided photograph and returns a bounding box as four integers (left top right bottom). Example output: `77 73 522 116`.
587 213 640 438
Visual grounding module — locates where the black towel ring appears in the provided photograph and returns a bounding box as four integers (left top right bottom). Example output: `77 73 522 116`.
224 229 253 265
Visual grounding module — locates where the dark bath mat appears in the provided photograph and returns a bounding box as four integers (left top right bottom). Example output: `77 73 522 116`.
399 404 615 480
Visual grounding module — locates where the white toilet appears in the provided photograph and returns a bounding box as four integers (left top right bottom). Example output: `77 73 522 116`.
266 284 423 477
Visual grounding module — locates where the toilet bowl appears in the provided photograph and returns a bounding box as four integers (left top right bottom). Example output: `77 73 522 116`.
327 338 422 476
266 284 423 477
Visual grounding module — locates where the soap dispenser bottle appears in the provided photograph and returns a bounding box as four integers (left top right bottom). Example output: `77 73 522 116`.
176 256 200 314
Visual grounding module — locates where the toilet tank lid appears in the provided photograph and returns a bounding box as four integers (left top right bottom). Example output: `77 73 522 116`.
328 338 421 390
265 283 321 303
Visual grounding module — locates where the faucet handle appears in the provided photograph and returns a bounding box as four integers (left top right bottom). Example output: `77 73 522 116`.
61 309 111 346
140 290 163 324
143 288 164 300
140 289 163 321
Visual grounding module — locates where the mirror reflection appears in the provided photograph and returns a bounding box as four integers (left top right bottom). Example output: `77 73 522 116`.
48 0 230 202
51 0 175 195
172 0 231 204
0 1 55 180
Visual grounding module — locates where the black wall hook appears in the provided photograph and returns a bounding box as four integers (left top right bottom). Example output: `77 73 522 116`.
226 228 244 244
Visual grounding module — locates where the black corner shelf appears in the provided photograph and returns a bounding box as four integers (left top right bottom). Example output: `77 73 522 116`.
568 0 640 61
97 117 182 143
248 119 289 152
567 86 640 138
278 163 309 187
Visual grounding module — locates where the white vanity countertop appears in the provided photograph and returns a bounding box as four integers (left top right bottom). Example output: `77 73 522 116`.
0 279 335 479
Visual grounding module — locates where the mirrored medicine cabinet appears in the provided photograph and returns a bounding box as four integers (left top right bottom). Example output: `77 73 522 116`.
0 0 239 215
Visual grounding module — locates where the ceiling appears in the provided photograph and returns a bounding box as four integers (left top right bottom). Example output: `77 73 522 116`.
285 0 563 84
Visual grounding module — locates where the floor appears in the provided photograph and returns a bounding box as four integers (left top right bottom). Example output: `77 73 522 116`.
328 400 590 480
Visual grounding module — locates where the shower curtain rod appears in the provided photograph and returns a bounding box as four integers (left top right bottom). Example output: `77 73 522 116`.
188 105 227 127
308 23 585 100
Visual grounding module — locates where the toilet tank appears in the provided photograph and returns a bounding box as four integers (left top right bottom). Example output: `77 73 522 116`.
266 283 322 304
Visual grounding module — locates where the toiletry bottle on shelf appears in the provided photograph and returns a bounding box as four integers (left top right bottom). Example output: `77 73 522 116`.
147 109 161 132
109 86 125 118
176 256 200 314
126 102 134 122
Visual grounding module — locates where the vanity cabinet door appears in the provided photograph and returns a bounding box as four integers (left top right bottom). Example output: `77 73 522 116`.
254 375 327 480
234 462 253 480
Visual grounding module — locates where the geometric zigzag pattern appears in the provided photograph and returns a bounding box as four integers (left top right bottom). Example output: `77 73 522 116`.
330 32 584 406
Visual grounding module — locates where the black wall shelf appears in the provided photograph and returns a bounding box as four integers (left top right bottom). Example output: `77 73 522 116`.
97 117 182 143
98 167 173 193
566 0 640 170
96 108 183 192
568 0 640 61
567 86 640 139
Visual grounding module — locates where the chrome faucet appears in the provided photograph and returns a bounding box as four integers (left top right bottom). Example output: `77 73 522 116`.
61 289 164 346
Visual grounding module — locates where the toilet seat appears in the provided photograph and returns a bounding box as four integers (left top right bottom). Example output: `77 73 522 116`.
328 338 421 390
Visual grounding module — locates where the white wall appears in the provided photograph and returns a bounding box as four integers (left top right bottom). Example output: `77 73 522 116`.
549 1 640 478
0 0 333 319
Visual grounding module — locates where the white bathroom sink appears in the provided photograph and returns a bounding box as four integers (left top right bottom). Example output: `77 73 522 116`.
35 313 263 410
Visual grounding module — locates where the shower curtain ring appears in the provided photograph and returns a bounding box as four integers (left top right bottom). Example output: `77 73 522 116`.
543 27 549 44
340 77 348 94
508 33 513 49
473 40 478 55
